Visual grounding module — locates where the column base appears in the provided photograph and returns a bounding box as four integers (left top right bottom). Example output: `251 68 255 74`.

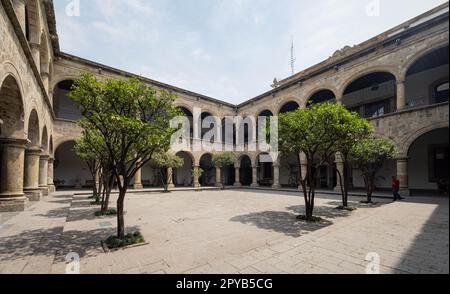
193 183 201 189
334 186 342 192
400 188 411 197
47 185 56 193
251 183 259 188
168 184 175 189
23 188 42 201
234 182 242 187
133 184 144 190
40 186 49 196
0 195 28 212
215 183 223 188
272 184 281 189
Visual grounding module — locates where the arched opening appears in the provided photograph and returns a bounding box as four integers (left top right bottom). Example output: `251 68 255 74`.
0 75 25 195
41 126 48 153
199 112 217 143
54 141 90 189
173 151 193 187
257 153 273 187
26 110 40 147
239 155 252 186
24 0 40 44
307 90 336 107
279 101 300 114
199 153 216 186
408 128 449 194
0 75 24 139
53 80 82 121
343 72 397 118
256 110 273 143
405 46 449 107
280 153 299 188
178 107 194 140
236 117 252 146
222 117 236 146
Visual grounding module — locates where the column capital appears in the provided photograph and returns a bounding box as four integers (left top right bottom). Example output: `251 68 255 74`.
0 138 28 148
396 79 406 85
26 146 43 155
29 42 40 50
40 154 50 160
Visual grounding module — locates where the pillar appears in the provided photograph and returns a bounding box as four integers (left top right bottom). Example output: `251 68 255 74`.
272 164 281 189
396 80 406 110
12 0 27 32
234 166 242 187
0 138 28 212
334 153 345 192
30 43 40 71
23 147 42 201
193 165 200 188
39 153 49 196
167 167 175 188
41 71 50 94
397 157 410 196
47 157 55 192
251 166 259 187
133 167 143 189
215 166 222 187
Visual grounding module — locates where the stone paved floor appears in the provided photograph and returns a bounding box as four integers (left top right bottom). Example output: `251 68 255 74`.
0 189 448 274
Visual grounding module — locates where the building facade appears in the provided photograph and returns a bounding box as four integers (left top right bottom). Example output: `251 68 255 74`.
0 0 449 212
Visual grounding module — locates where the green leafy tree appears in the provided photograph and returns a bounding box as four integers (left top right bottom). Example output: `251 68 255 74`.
69 73 179 239
349 137 398 203
151 152 184 192
212 152 236 189
328 110 373 208
278 103 354 221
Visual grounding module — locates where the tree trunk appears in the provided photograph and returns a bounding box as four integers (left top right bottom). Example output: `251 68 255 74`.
117 188 126 239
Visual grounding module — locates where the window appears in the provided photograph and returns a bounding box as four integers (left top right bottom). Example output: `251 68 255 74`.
434 82 449 104
364 99 390 118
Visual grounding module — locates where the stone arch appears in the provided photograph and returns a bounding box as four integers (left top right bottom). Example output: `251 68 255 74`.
49 135 54 156
0 74 25 139
237 154 253 186
400 42 449 81
172 151 194 187
400 121 450 157
278 100 300 114
25 0 41 44
53 79 82 120
338 66 399 98
41 126 48 152
198 153 216 186
26 109 40 147
53 140 90 189
254 152 274 187
306 88 337 106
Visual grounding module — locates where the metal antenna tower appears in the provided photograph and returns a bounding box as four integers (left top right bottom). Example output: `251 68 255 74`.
290 36 296 76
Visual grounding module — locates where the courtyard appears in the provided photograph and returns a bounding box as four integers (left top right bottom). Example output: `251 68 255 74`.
0 189 448 274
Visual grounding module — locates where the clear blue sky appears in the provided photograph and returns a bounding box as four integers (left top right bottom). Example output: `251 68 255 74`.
54 0 448 104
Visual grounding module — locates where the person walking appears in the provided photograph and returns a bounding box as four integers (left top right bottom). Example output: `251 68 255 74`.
392 176 404 201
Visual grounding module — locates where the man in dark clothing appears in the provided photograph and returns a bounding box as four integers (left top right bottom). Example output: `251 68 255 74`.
392 176 404 201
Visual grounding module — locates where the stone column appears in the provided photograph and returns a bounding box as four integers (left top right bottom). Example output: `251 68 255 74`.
396 80 406 110
133 167 143 189
47 157 56 192
193 165 200 188
397 157 410 196
0 138 28 212
167 168 175 188
12 0 27 32
41 71 50 94
30 43 40 71
272 164 281 189
334 153 345 192
39 153 49 196
215 166 222 187
251 166 259 187
234 166 242 187
23 147 43 201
